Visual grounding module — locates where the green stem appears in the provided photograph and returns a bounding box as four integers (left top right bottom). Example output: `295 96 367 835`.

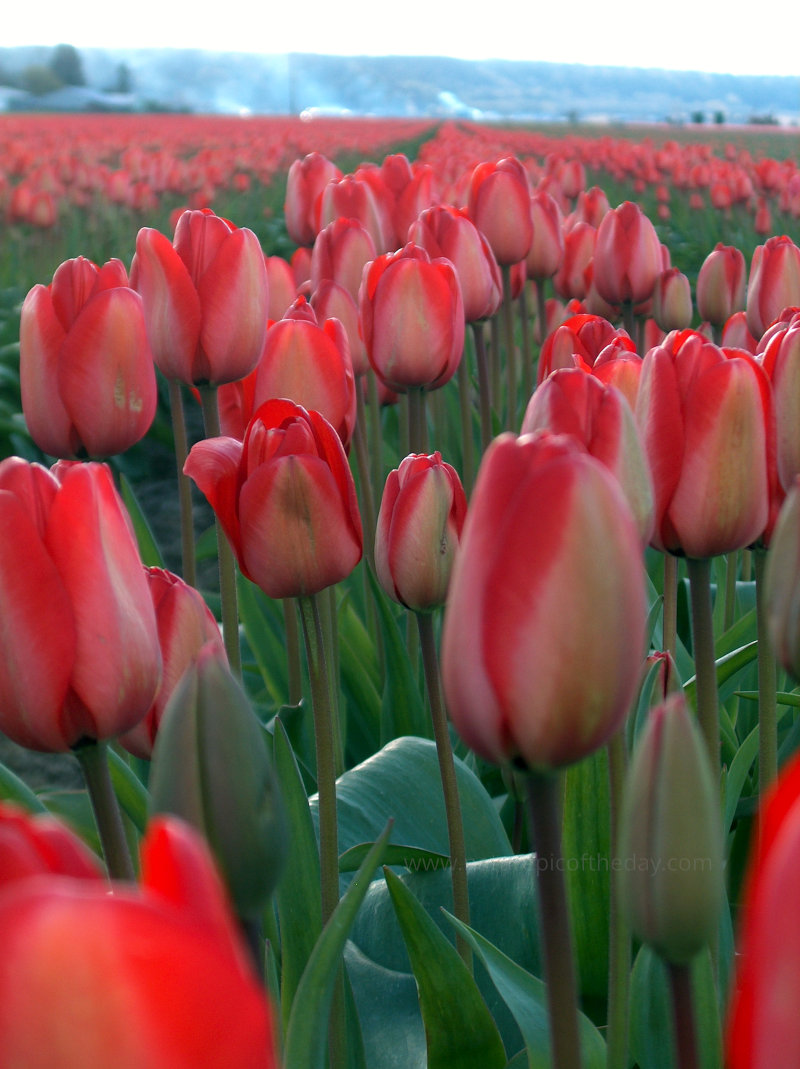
416 611 471 970
325 585 345 778
606 730 630 1069
199 385 241 677
518 286 533 408
471 320 493 454
724 550 738 633
490 314 502 431
283 597 303 706
353 382 376 571
367 371 384 517
534 277 548 347
621 300 636 341
668 963 700 1069
754 547 778 796
527 769 582 1069
687 557 719 774
168 379 197 588
457 348 475 496
74 739 135 882
502 264 517 430
663 553 678 662
407 386 428 455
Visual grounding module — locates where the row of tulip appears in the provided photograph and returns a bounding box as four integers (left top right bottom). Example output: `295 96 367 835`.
1 122 800 1069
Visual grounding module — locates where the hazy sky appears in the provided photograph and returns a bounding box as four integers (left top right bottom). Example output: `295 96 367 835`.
5 0 799 78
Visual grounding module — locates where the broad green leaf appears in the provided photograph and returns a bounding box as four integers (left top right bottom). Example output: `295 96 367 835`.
723 723 760 833
0 760 47 812
683 641 758 707
272 719 322 1031
309 736 512 891
237 574 290 708
282 823 392 1069
444 912 607 1069
384 866 507 1069
340 842 450 874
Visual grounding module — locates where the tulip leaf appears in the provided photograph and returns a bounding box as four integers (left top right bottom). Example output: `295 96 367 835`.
308 736 512 891
282 822 392 1069
0 760 47 812
272 718 322 1030
629 944 722 1069
683 640 758 706
443 911 607 1069
724 723 760 833
236 574 291 709
118 473 164 568
107 747 149 834
337 591 383 765
340 842 451 874
384 866 507 1069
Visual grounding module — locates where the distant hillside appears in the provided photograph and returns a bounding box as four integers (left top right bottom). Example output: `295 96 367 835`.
0 46 796 126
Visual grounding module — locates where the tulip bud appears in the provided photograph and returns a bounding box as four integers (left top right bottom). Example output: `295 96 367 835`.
764 477 800 680
466 156 533 265
284 151 341 247
593 201 662 307
618 692 724 964
149 646 288 918
375 452 467 612
747 235 800 340
696 243 746 327
652 268 693 332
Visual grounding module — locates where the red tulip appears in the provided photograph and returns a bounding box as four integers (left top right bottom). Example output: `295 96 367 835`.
0 802 103 888
525 189 565 282
134 208 269 386
252 296 357 449
537 312 633 384
184 399 362 600
408 204 502 323
119 568 228 760
652 267 693 332
380 154 437 246
375 452 467 612
552 221 596 302
635 330 771 558
593 201 662 307
696 243 746 328
318 172 394 255
0 816 278 1068
521 368 654 542
264 254 298 321
311 279 369 377
20 257 157 459
746 235 800 339
466 156 533 265
284 151 341 247
0 459 161 752
310 216 377 303
359 242 464 393
727 751 800 1069
441 432 646 770
759 315 800 493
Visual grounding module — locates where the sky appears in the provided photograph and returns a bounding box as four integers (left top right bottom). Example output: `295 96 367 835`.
3 0 799 79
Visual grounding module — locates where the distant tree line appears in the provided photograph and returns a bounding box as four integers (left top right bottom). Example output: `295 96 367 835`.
0 44 132 96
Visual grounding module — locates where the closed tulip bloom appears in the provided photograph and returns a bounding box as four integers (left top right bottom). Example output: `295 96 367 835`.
284 151 342 247
618 692 723 964
20 256 157 459
0 803 103 888
359 242 465 393
552 221 596 302
311 278 370 376
636 330 771 558
746 235 800 339
526 189 565 281
0 459 161 752
318 172 395 255
184 399 362 600
310 216 377 303
375 452 467 612
380 154 437 246
537 311 633 384
252 297 357 449
0 817 279 1069
264 254 298 321
441 432 646 771
408 204 502 323
134 208 269 386
696 243 746 327
652 267 693 332
727 752 800 1068
119 568 228 761
759 317 800 493
521 368 654 542
466 156 533 265
722 310 758 353
764 478 800 679
593 201 662 307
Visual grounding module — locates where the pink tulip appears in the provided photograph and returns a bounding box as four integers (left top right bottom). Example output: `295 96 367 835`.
746 235 800 339
696 243 746 328
593 201 662 307
284 151 341 247
466 156 533 265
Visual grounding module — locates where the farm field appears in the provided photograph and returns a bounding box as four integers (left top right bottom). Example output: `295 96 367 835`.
1 110 800 1068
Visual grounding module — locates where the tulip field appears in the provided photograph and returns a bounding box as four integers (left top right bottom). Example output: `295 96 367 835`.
2 110 800 1069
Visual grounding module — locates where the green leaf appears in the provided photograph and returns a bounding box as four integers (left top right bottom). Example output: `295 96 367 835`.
368 575 430 744
107 748 149 834
723 723 760 833
384 866 507 1069
443 912 606 1069
236 575 290 708
340 842 451 874
282 823 392 1069
683 640 758 707
119 473 164 567
0 760 47 812
272 719 322 1031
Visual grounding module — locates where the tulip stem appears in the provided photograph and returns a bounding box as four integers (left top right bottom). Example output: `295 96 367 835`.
606 730 631 1069
457 350 475 496
754 547 778 796
74 739 135 882
199 385 241 677
663 553 678 662
283 598 303 706
517 285 533 406
353 386 377 570
502 265 517 430
526 769 582 1069
471 321 493 453
687 557 719 773
416 611 472 970
667 963 700 1069
168 379 197 588
407 386 428 455
367 371 384 515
